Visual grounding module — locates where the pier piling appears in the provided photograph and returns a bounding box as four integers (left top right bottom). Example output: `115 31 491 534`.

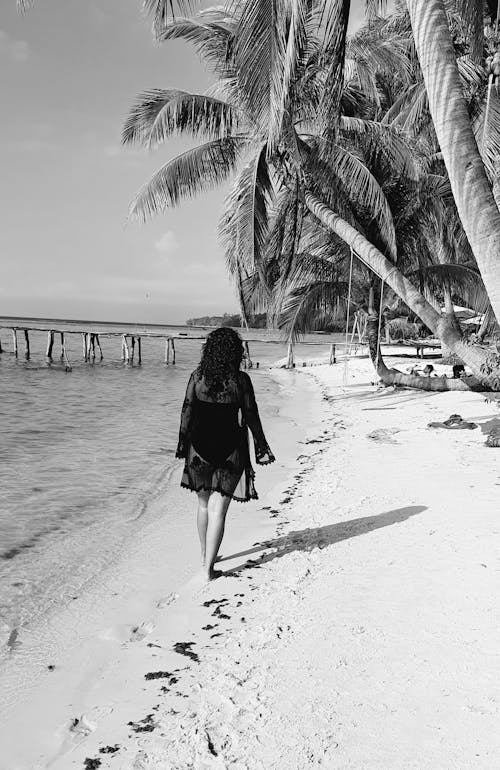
46 331 54 360
24 330 30 360
137 336 142 365
95 334 103 360
59 332 65 360
130 336 136 363
12 329 18 357
122 335 130 363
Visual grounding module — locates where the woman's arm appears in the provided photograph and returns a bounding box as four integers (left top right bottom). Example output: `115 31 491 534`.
240 372 275 464
175 372 196 459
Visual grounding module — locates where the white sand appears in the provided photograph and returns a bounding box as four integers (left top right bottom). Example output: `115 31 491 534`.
2 356 500 769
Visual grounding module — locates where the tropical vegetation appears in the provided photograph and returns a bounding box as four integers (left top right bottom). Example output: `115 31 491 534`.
18 0 500 389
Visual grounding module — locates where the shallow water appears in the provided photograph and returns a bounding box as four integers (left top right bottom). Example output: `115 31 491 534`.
0 317 336 641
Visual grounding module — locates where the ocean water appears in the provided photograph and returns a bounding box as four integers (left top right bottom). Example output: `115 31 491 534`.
0 317 337 649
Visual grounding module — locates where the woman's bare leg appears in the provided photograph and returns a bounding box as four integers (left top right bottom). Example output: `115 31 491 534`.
204 492 231 579
196 490 210 566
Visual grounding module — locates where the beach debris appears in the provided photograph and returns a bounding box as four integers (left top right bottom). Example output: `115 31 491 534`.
144 670 176 680
156 592 179 609
428 414 478 430
130 621 155 642
47 664 55 671
485 426 500 446
99 745 120 754
70 714 97 737
127 714 157 733
367 427 401 444
83 759 101 770
173 641 200 662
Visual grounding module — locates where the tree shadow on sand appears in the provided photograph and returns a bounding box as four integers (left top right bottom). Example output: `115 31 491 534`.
221 505 427 574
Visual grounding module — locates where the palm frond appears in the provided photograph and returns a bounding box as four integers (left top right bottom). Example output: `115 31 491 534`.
319 0 351 140
339 116 417 179
156 14 236 75
143 0 196 34
472 88 500 181
128 137 247 222
303 136 398 258
218 143 272 290
123 90 239 149
406 263 489 314
454 0 484 64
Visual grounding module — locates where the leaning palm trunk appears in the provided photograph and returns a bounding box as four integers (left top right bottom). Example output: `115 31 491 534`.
305 192 497 387
366 315 484 391
406 0 500 323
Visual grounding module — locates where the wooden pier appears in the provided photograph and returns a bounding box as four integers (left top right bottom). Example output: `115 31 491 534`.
0 324 348 371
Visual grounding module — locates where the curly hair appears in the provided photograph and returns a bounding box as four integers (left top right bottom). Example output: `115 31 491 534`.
197 327 244 398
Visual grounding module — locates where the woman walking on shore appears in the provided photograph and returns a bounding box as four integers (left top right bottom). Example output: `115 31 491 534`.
176 328 275 581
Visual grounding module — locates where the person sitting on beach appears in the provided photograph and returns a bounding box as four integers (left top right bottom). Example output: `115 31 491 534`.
176 328 275 581
423 364 437 377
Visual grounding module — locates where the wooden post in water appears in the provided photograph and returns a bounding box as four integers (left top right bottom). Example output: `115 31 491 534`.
0 335 3 354
46 331 54 360
137 336 142 365
130 336 136 363
171 337 176 365
61 336 72 371
164 338 169 364
82 333 87 361
24 330 30 360
122 335 130 363
86 333 93 362
12 329 18 357
286 341 294 368
329 343 336 365
94 334 103 360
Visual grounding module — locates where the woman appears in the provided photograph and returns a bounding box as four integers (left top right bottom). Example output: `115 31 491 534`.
176 328 275 581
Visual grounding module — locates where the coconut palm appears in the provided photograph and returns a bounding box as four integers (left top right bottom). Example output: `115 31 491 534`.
123 0 500 386
382 0 500 325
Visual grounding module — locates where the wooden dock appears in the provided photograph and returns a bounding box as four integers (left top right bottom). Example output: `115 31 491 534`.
0 324 441 371
0 324 341 371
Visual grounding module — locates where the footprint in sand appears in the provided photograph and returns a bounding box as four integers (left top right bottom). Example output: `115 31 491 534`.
130 622 155 642
69 713 97 737
156 592 179 609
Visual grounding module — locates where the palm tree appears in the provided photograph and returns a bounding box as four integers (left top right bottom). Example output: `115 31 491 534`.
389 0 500 325
123 0 500 387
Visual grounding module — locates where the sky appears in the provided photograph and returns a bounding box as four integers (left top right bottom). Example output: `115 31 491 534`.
0 0 368 325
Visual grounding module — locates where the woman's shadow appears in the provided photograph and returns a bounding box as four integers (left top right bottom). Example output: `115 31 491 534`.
221 505 427 574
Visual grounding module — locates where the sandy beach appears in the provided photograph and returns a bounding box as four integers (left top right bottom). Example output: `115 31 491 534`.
2 354 500 769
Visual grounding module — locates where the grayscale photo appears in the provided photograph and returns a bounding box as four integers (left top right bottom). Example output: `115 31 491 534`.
1 0 500 767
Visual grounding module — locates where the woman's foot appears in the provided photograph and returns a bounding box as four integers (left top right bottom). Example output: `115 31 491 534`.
204 568 223 581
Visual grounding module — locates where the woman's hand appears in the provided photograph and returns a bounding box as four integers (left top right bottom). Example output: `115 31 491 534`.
257 450 275 465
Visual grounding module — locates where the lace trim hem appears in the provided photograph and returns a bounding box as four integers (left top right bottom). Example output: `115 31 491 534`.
180 482 258 504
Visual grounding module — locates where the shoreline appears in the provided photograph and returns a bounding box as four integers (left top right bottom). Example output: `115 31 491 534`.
2 355 500 768
0 367 325 769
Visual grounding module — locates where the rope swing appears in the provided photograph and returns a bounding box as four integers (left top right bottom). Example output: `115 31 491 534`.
375 277 385 372
342 246 355 386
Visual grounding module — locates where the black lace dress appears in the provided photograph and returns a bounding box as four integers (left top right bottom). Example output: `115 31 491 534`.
175 370 274 502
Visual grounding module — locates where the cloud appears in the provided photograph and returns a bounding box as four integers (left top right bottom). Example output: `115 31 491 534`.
155 230 179 255
0 29 29 63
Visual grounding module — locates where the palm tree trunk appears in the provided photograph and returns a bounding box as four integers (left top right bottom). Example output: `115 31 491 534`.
305 191 496 387
366 314 482 391
406 0 500 323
